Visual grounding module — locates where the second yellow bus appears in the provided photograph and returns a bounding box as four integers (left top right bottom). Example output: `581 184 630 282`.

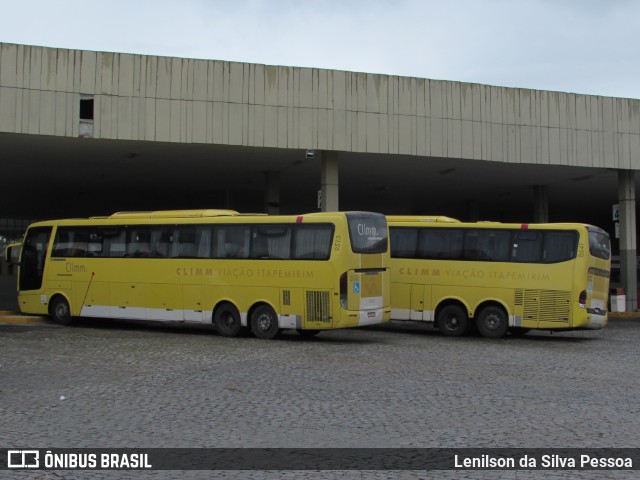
388 216 611 338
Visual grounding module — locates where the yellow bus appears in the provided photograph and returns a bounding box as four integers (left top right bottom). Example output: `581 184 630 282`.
12 209 390 339
387 216 611 338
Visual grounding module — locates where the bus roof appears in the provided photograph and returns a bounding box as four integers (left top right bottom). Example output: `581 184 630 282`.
387 216 603 232
386 215 461 223
104 209 240 219
25 210 381 228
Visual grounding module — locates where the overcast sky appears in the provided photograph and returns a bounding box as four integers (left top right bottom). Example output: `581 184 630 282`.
1 0 639 99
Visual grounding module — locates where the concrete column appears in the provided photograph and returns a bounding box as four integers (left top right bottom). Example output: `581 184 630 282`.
533 185 549 223
265 171 280 214
320 151 339 212
618 170 637 311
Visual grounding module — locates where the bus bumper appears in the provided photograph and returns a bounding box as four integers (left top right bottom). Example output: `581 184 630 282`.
585 308 608 329
357 308 390 326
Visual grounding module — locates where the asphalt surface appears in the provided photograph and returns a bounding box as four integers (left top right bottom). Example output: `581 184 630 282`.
1 317 639 480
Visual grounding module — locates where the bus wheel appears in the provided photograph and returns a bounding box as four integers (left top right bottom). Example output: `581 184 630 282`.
214 303 242 337
476 306 509 338
437 305 469 337
50 297 75 326
297 329 320 338
251 305 280 340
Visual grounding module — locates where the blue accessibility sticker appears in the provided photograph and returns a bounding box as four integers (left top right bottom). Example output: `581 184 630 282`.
353 282 361 294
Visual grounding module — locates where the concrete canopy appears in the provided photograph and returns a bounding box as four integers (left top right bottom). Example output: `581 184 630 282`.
1 41 637 232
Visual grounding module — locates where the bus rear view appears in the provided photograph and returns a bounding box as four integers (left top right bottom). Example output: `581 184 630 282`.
339 212 391 327
582 226 611 330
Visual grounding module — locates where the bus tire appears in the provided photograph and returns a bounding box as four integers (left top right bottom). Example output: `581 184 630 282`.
214 303 242 337
250 305 280 340
437 304 469 337
50 296 75 326
476 306 509 338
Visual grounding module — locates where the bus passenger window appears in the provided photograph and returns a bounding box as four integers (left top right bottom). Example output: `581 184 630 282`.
87 232 104 257
104 229 126 257
52 228 88 257
464 230 510 262
214 226 250 259
251 226 292 259
127 229 151 257
511 232 542 263
195 227 212 258
149 228 170 257
390 228 418 258
293 225 333 260
419 229 463 260
543 231 577 263
174 227 197 257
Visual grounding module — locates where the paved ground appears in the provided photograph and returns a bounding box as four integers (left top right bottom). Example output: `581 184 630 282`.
1 318 639 479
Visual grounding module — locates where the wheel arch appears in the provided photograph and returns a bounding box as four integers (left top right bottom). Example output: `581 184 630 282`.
434 297 471 328
48 292 73 316
247 300 278 323
211 299 242 325
473 299 512 326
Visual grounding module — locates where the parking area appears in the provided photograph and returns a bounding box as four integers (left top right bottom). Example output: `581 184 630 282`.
2 318 640 479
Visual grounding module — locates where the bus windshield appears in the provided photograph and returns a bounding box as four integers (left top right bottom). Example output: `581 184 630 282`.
346 213 388 254
588 228 610 261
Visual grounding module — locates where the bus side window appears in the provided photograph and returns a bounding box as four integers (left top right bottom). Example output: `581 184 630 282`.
87 231 104 257
195 227 212 258
52 228 89 257
293 225 333 260
214 226 250 259
174 227 197 258
464 230 510 262
104 229 126 257
543 231 577 263
419 228 463 260
512 231 542 263
251 226 291 259
127 228 151 257
52 228 73 257
390 228 417 258
149 228 170 257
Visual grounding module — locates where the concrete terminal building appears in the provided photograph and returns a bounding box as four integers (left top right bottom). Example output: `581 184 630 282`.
0 42 639 309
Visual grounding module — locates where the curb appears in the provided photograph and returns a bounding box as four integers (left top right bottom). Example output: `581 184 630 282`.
609 312 640 320
0 312 51 325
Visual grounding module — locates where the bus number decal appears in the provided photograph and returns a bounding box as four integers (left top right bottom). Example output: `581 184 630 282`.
578 245 585 257
334 235 342 251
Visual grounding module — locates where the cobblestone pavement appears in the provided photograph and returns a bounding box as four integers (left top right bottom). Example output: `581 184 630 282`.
1 318 639 480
